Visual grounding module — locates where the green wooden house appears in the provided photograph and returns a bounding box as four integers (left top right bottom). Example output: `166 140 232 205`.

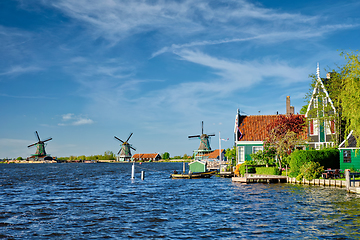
339 131 360 170
189 160 206 173
234 112 279 165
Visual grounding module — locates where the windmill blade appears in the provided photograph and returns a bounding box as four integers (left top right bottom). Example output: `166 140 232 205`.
43 137 52 143
117 148 121 155
28 143 37 148
208 134 215 137
35 131 41 142
201 121 204 135
188 135 200 138
114 136 124 143
126 133 133 142
130 145 136 151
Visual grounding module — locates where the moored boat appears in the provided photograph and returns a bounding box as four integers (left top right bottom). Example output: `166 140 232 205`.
170 170 217 179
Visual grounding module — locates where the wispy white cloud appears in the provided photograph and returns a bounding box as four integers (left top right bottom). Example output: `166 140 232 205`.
59 113 94 126
0 65 43 76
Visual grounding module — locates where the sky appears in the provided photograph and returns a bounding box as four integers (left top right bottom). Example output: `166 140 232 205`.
1 0 360 159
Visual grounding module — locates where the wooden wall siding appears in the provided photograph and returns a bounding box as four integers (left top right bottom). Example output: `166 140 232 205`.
340 149 360 170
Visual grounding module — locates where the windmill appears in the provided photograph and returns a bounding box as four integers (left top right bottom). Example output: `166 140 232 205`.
188 121 215 160
114 133 136 161
28 131 52 159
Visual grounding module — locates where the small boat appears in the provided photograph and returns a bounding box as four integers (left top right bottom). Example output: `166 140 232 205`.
170 170 218 179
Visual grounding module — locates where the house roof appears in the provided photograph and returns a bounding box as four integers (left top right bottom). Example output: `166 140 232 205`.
339 131 358 148
197 149 225 159
132 153 160 158
238 115 278 141
305 65 336 117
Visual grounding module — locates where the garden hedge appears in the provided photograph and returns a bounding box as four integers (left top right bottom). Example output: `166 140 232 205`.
289 148 339 177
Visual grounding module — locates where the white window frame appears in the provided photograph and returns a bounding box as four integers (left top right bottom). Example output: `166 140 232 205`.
252 146 263 154
237 146 245 164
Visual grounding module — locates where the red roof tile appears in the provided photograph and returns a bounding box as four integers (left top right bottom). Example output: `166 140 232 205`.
238 115 278 141
197 149 224 159
132 153 160 159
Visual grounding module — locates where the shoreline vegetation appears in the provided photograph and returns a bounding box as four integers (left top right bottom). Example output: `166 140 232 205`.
0 159 192 164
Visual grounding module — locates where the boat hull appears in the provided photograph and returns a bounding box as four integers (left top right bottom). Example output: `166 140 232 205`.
170 170 217 179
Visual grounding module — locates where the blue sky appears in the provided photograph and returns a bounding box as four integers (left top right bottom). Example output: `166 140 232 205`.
1 0 359 159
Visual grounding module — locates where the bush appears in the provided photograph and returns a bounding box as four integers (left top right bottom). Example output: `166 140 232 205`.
255 167 280 175
289 148 339 178
300 161 324 181
238 161 256 175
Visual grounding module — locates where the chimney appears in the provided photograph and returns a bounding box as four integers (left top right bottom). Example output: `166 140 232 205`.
286 96 295 115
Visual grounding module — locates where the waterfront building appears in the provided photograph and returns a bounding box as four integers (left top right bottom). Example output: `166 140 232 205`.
305 64 337 149
339 131 360 170
132 153 161 162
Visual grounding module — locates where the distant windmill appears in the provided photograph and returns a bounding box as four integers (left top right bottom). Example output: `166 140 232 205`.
188 121 215 151
28 131 52 158
114 133 136 161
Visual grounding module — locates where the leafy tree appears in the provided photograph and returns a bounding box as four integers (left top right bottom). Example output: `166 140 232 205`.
300 105 308 115
104 151 115 160
16 157 23 160
265 114 307 169
250 143 276 166
162 152 170 159
337 51 360 146
182 154 189 159
224 147 236 166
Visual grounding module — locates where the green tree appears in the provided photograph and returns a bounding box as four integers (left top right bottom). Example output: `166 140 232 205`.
162 152 170 159
338 51 360 146
265 115 307 169
224 147 236 166
16 157 23 160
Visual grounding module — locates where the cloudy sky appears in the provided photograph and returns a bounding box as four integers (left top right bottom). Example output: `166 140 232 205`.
1 0 359 158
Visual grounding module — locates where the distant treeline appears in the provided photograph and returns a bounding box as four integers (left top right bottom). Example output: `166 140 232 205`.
57 151 116 161
56 151 193 161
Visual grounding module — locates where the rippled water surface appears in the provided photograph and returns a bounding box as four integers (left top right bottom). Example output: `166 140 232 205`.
1 163 360 239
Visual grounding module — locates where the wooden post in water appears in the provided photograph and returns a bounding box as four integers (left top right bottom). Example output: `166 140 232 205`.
131 162 135 179
345 169 350 191
141 171 145 180
183 162 186 173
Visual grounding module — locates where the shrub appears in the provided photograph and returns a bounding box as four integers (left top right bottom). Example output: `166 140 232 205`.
255 167 280 175
296 173 304 182
289 148 339 178
239 161 256 175
300 161 324 181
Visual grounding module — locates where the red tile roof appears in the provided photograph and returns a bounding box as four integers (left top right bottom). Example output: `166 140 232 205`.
238 114 307 142
132 153 160 159
238 115 278 141
197 149 224 159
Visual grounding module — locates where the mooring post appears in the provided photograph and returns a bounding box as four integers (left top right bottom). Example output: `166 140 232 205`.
345 169 350 191
131 162 135 179
183 162 185 173
141 171 145 180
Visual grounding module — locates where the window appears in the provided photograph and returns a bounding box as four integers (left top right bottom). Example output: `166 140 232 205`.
237 146 245 164
343 150 351 163
252 146 263 153
310 119 318 136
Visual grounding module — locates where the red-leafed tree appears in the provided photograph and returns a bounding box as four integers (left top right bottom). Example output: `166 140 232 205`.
265 114 307 169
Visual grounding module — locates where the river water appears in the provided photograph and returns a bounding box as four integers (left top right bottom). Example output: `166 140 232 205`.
1 162 360 239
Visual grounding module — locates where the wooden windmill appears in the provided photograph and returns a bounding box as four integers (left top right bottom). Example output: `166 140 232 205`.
114 133 136 161
188 121 215 160
28 131 52 160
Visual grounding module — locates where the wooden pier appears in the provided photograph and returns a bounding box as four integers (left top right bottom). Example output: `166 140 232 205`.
232 174 288 183
232 170 360 194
